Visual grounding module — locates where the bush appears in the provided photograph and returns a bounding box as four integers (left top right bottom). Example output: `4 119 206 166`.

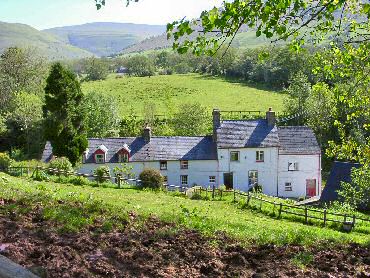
49 157 73 174
69 176 90 186
0 153 13 170
94 166 111 183
138 168 164 189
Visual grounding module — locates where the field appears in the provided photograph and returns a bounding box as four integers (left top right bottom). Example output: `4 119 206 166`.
0 174 369 277
82 73 286 117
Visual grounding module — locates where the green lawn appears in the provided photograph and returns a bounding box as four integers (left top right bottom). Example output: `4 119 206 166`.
1 174 368 247
82 74 286 116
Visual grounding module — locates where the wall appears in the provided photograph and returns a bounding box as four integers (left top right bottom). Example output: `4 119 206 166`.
277 154 321 198
217 147 279 196
78 160 219 187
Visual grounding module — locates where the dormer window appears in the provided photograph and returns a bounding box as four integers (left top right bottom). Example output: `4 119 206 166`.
94 145 108 164
95 154 105 164
117 144 131 163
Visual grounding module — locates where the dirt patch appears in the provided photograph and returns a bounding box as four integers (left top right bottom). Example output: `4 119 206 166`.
0 199 369 278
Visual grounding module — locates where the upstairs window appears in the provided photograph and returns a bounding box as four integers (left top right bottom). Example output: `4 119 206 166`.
209 176 216 183
285 182 293 191
180 160 188 169
181 175 188 186
160 161 167 170
248 170 258 187
118 153 129 163
230 151 240 162
95 154 105 164
256 151 264 162
288 162 299 171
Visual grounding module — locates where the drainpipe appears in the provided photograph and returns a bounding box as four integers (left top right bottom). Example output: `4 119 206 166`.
276 149 279 197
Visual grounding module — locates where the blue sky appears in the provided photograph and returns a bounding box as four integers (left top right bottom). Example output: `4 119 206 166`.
0 0 223 30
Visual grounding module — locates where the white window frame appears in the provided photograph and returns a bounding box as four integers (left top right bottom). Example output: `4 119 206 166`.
230 151 240 162
285 182 293 191
95 154 105 164
256 151 264 162
118 153 129 163
160 161 167 170
180 175 188 186
209 176 216 183
180 160 189 169
248 170 258 187
288 162 299 171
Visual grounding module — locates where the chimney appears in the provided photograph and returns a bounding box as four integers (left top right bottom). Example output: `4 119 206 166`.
212 109 221 142
266 107 276 126
143 126 151 143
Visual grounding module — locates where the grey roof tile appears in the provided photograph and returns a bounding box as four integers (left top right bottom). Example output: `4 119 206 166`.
278 126 321 154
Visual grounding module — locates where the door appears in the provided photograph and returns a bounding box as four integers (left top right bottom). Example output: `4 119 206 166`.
306 179 316 197
223 173 233 190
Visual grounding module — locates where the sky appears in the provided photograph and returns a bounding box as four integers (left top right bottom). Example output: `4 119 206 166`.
0 0 223 30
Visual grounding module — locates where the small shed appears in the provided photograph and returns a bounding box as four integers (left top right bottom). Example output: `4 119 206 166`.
320 161 361 203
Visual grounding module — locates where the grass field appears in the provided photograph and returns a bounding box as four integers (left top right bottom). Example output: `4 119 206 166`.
1 174 368 247
82 74 286 117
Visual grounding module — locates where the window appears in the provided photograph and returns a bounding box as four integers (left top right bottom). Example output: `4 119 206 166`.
95 154 105 164
256 151 264 162
163 176 168 185
180 160 188 169
288 162 299 171
181 175 188 186
209 176 216 183
160 161 167 170
118 153 129 163
285 182 293 191
230 151 240 162
248 170 258 187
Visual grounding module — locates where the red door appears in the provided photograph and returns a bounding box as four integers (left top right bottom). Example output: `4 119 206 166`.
306 179 316 197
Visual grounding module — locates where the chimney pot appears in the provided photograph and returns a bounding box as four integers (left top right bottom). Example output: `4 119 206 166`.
143 126 151 143
266 108 276 126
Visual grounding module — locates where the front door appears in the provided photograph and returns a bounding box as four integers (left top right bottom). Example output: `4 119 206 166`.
306 179 316 197
223 173 234 190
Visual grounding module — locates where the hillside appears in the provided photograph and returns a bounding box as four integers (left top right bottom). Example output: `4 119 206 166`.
44 22 166 57
0 21 93 60
82 74 286 116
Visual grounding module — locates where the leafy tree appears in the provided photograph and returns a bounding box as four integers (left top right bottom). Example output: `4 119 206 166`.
43 63 88 166
85 57 109 81
172 103 209 136
83 91 120 138
94 165 111 183
125 55 155 77
139 168 164 189
0 152 13 169
49 157 73 173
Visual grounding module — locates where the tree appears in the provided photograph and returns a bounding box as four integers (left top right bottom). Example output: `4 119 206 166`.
43 63 88 166
125 55 155 77
139 168 164 189
172 103 209 136
85 57 109 81
83 91 120 138
0 47 47 112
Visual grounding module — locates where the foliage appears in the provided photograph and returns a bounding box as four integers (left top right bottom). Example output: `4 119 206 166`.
94 166 111 183
125 55 155 77
43 62 88 166
0 153 13 169
172 103 209 136
82 91 120 138
113 163 134 179
49 157 73 173
139 168 164 189
84 57 109 81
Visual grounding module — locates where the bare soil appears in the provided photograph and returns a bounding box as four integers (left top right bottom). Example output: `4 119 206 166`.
0 199 369 278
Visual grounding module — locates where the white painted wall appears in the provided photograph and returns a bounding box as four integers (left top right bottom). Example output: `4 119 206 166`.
78 160 219 188
277 154 321 198
217 148 279 196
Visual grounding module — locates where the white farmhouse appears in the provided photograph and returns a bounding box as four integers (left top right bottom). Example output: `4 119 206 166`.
42 108 321 198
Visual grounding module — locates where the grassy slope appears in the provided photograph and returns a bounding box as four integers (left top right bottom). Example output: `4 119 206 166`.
0 22 93 60
82 74 286 116
1 174 368 247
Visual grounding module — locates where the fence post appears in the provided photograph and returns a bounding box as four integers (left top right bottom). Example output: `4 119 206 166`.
233 190 236 203
323 209 327 227
273 201 276 215
220 189 223 199
352 215 356 229
117 177 121 189
278 203 283 218
259 198 262 211
212 185 215 199
247 191 251 206
305 207 308 224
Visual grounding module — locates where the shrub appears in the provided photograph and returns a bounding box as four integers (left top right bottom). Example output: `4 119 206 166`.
0 153 13 170
94 166 111 183
69 176 90 186
139 168 164 189
49 157 73 174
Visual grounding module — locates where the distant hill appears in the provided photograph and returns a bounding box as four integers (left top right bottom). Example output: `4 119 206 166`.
121 29 274 54
44 22 166 57
0 21 93 60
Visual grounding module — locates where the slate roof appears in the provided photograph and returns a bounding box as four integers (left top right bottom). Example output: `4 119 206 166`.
216 120 279 148
320 161 361 203
278 126 321 155
42 136 218 163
